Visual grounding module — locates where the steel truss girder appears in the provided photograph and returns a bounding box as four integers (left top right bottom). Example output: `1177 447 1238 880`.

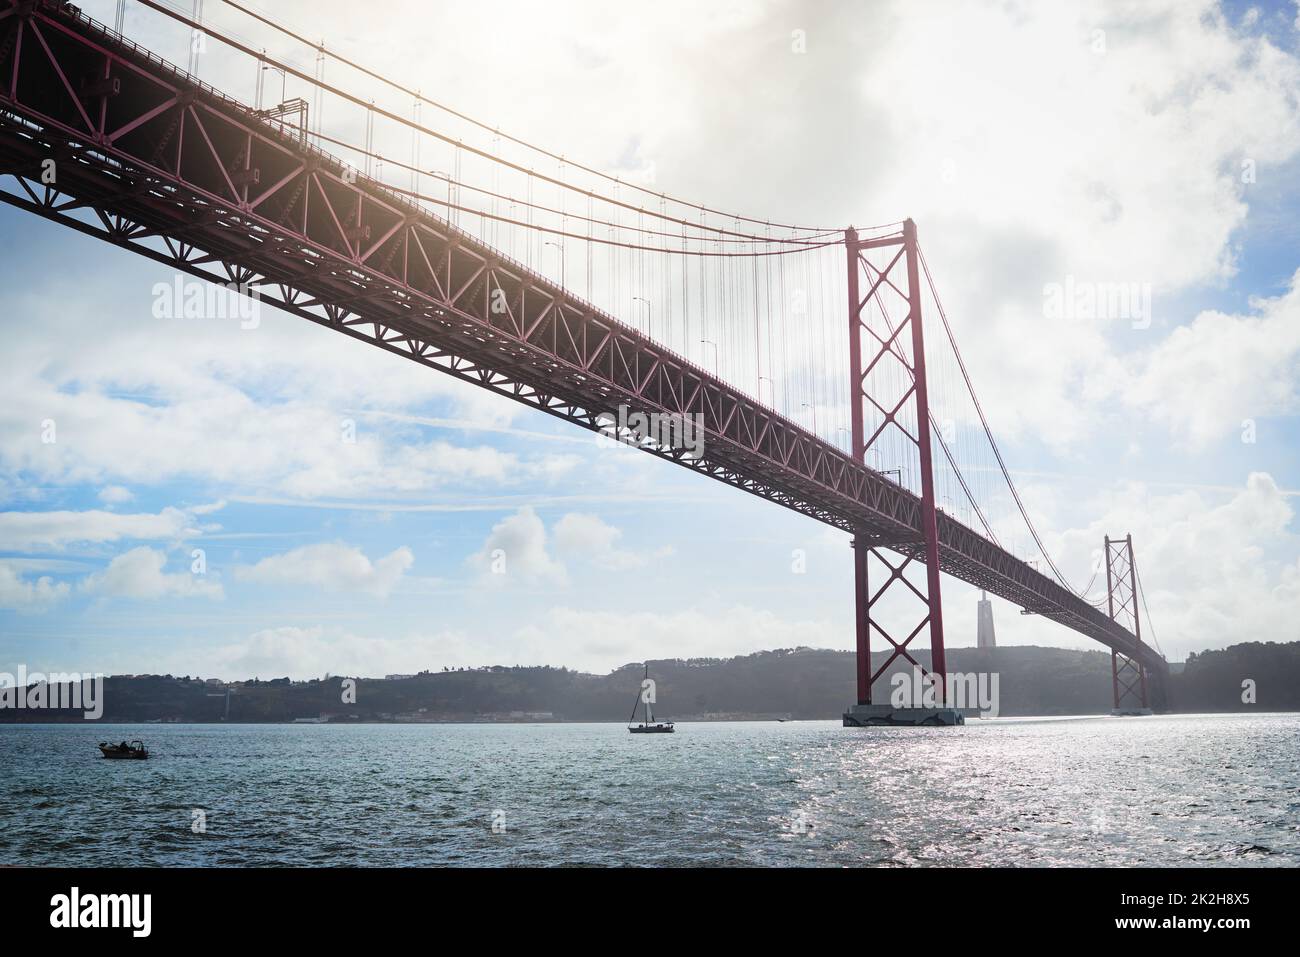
0 0 1166 687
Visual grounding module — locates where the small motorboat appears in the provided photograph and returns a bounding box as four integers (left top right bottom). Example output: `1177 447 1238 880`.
628 663 674 733
98 739 149 760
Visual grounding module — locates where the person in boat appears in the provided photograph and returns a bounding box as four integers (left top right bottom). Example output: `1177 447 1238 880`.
119 741 129 751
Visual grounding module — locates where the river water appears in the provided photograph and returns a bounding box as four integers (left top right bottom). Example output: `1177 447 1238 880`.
1 713 1295 866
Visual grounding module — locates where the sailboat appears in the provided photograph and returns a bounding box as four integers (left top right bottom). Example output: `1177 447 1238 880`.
628 663 674 733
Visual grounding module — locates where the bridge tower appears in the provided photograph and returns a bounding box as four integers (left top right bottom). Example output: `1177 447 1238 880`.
1104 534 1150 713
844 219 948 710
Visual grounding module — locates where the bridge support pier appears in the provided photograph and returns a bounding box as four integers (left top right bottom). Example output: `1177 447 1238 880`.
843 703 965 727
844 220 948 715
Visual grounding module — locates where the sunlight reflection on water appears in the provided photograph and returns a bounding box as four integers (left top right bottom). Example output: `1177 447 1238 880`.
1 713 1295 866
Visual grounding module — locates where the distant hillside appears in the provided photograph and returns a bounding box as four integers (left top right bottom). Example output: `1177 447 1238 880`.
1173 642 1300 712
5 641 1295 723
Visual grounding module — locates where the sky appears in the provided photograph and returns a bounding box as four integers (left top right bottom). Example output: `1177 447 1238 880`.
1 0 1298 681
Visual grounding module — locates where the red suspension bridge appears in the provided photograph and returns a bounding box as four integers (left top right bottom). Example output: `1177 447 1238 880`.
0 0 1167 712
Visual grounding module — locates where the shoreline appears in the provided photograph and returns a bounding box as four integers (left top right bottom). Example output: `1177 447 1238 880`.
3 710 1299 727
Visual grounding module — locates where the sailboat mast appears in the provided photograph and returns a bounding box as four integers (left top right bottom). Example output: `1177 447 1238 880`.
644 663 652 724
627 669 641 726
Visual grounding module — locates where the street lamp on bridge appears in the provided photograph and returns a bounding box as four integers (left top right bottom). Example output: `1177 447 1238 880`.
544 241 566 288
801 402 818 435
632 296 651 337
699 338 718 375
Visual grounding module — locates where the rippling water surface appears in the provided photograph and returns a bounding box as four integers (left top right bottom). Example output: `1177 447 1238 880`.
1 714 1296 866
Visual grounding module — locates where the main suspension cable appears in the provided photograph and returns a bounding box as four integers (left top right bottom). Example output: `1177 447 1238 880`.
150 0 845 235
302 127 842 247
854 257 1001 545
137 0 825 242
918 245 1086 596
1133 558 1164 657
377 179 844 255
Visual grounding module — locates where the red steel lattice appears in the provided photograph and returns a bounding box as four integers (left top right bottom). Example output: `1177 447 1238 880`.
1105 534 1150 711
846 222 947 704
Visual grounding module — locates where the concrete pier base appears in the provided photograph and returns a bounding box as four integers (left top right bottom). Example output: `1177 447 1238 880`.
1109 707 1154 717
842 703 966 727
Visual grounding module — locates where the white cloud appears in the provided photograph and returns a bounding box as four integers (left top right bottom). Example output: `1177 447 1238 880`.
97 485 133 504
198 625 473 680
0 562 70 611
82 547 223 600
1119 273 1300 447
847 0 1300 449
553 512 620 553
277 438 520 499
467 510 667 582
467 506 567 584
553 512 663 570
176 603 833 678
0 368 528 501
0 268 554 504
0 505 212 552
234 543 414 598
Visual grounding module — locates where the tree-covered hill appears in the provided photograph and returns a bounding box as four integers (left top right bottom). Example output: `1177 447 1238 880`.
3 641 1296 722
